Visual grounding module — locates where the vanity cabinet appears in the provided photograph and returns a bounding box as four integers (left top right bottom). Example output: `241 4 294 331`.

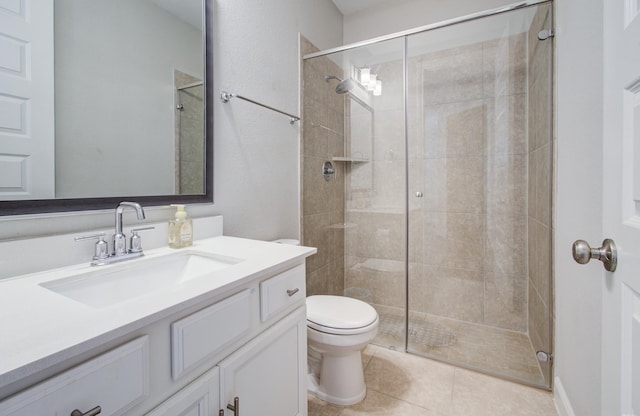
150 305 306 416
0 256 310 416
0 337 149 416
153 264 306 416
218 306 306 416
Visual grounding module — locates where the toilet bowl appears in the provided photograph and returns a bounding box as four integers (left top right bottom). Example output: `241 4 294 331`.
306 295 379 405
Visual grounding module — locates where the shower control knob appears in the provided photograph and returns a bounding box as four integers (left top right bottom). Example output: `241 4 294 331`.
323 161 335 181
572 239 617 272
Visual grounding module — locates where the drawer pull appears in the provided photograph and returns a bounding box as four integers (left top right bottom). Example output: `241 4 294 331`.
71 406 101 416
286 288 299 297
227 396 240 415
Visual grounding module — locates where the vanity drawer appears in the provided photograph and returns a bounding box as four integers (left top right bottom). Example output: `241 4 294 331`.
0 336 149 416
260 264 305 322
171 289 252 380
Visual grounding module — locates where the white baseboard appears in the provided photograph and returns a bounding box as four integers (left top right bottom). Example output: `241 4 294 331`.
554 377 577 416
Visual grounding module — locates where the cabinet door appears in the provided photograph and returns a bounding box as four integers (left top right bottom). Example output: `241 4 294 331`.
218 307 306 416
146 367 219 416
171 289 252 380
0 337 148 416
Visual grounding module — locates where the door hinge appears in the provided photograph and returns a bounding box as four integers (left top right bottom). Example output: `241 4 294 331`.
536 350 553 363
537 29 555 40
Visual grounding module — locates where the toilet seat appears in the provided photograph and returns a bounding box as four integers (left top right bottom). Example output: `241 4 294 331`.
307 295 378 335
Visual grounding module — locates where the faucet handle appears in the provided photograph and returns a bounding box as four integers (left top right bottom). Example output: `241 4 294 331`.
129 227 155 253
74 233 110 262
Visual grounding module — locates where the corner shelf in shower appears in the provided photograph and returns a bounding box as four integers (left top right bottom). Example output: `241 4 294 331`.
331 156 369 163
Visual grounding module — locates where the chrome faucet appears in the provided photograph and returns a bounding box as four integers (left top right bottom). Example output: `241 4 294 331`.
113 201 146 256
74 202 154 266
75 202 155 266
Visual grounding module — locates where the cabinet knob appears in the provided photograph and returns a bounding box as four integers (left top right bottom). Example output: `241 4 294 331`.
70 406 101 416
286 288 299 297
227 396 240 415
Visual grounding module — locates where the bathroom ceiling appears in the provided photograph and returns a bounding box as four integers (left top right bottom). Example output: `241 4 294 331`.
331 0 395 15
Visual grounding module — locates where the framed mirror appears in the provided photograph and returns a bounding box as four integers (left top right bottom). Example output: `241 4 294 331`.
0 0 213 216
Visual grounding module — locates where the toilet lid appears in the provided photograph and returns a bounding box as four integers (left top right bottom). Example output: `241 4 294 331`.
306 295 378 332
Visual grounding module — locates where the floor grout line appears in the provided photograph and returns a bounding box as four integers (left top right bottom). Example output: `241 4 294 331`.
366 385 449 416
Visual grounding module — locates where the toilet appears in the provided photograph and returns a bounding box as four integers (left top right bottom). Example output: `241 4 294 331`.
306 295 379 405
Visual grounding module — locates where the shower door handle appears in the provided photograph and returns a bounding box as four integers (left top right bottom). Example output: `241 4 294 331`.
572 239 617 272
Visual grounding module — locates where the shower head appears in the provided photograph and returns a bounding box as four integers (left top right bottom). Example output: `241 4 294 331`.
325 75 355 94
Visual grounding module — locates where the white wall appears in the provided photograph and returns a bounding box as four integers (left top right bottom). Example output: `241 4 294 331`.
342 0 517 43
554 1 603 415
0 0 342 246
212 0 342 240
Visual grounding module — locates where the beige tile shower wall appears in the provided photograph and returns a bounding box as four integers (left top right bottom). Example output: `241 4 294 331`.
527 5 553 378
419 34 528 331
301 36 346 297
344 34 530 332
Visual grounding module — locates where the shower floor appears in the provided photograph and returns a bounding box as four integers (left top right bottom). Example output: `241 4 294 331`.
373 305 546 386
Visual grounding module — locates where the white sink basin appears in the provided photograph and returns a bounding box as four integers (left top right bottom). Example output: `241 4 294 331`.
40 251 244 308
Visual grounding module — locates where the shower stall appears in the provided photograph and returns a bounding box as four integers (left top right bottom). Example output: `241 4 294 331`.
301 0 553 388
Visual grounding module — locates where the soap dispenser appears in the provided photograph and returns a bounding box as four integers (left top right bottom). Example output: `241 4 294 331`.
168 204 193 248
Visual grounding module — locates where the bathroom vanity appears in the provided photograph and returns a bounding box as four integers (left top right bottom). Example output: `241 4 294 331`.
0 233 315 416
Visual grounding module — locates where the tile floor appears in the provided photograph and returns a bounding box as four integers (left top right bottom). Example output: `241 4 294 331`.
308 344 558 416
373 305 546 385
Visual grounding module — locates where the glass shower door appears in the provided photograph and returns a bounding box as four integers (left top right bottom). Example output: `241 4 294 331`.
405 3 553 387
301 37 408 352
338 39 408 353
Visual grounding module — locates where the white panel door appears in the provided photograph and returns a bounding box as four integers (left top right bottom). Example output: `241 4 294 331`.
0 0 54 199
602 0 640 414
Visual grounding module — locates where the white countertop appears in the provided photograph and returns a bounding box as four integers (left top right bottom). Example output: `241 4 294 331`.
0 236 316 392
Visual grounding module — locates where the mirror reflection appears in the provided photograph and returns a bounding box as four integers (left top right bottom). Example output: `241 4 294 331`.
0 0 205 202
346 94 373 191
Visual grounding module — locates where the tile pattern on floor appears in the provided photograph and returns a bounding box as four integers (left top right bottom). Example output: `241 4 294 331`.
373 305 545 385
308 345 558 416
